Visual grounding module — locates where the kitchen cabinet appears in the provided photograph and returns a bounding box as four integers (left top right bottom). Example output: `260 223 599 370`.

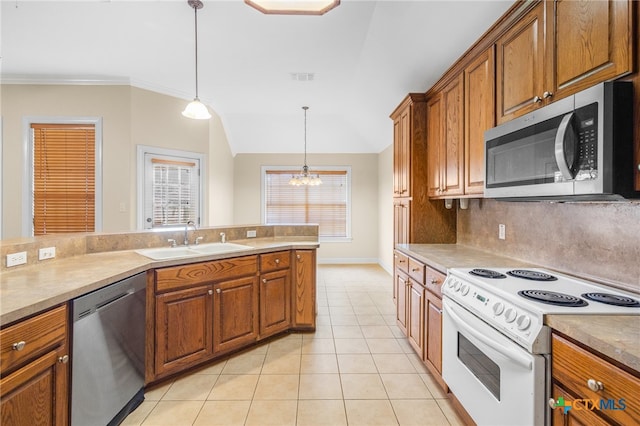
464 47 495 195
497 0 633 124
213 276 259 355
551 333 640 426
393 198 410 245
259 251 291 338
425 290 443 377
406 257 426 355
0 305 69 426
427 74 464 198
292 249 316 329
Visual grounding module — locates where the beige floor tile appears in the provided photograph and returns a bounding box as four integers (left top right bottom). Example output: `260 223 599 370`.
327 298 352 307
300 354 339 373
407 353 430 373
192 400 251 426
380 373 432 399
317 305 330 315
352 305 381 315
344 399 398 425
337 354 378 373
315 314 331 326
420 373 448 399
301 337 336 354
436 397 466 426
334 338 370 354
296 400 347 426
267 334 303 354
366 338 404 354
193 359 227 375
162 374 218 400
253 374 300 400
383 314 397 326
361 325 396 339
221 352 265 375
310 325 334 339
330 314 359 325
261 351 301 374
396 337 415 353
391 399 450 426
373 354 417 373
356 314 387 325
299 374 343 399
329 306 355 316
244 400 298 426
332 325 364 339
207 374 259 400
121 401 157 425
140 401 204 426
144 381 173 401
340 374 388 399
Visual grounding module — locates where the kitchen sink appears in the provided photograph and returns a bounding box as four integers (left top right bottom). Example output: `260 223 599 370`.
136 243 253 260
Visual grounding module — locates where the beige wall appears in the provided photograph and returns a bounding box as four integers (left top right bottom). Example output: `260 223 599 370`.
1 84 234 238
378 144 394 273
233 153 380 263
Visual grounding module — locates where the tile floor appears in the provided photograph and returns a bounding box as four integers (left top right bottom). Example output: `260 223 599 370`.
123 264 464 426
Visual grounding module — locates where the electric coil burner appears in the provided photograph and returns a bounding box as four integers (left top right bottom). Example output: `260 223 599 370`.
582 293 640 307
518 290 588 307
469 268 506 279
508 269 557 281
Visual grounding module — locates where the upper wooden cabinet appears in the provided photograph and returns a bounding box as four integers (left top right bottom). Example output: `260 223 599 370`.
497 0 633 124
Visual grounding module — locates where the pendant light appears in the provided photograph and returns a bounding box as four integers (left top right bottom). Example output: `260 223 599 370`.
289 106 322 186
182 0 212 120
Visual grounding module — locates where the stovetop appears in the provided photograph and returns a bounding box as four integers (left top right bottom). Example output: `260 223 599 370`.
443 267 640 353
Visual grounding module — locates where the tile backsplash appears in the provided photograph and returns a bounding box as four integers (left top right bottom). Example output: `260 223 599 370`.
457 199 640 293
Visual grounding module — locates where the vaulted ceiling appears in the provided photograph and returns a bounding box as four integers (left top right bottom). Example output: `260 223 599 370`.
1 0 512 155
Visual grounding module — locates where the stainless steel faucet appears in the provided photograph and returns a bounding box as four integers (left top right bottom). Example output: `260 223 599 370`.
220 232 226 244
184 220 197 245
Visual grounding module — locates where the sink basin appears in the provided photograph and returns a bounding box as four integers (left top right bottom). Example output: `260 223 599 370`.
135 247 200 260
191 242 253 255
136 243 253 260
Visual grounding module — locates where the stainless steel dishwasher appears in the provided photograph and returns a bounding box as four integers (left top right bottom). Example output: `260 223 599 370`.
71 272 146 426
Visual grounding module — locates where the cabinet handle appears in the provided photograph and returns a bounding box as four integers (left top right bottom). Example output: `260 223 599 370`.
296 255 302 261
533 95 542 103
412 268 420 272
216 288 221 294
58 355 69 364
637 164 640 171
275 259 280 264
587 379 604 392
12 341 26 351
262 278 268 283
208 289 213 295
542 91 553 99
548 398 557 409
430 279 439 285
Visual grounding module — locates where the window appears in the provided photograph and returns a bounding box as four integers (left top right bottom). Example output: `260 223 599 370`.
31 123 96 235
137 146 204 230
263 167 351 240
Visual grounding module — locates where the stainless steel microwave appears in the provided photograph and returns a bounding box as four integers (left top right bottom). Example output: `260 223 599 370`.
484 81 636 200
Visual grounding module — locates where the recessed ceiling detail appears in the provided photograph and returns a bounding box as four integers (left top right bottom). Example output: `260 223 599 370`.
290 72 315 82
244 0 340 16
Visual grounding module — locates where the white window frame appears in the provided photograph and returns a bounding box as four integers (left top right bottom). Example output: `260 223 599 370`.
22 116 103 237
261 165 352 242
136 145 205 231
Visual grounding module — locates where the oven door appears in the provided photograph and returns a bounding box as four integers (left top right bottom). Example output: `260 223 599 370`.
442 297 548 426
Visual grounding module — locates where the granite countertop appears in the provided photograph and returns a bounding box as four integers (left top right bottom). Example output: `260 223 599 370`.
0 238 319 325
546 315 640 373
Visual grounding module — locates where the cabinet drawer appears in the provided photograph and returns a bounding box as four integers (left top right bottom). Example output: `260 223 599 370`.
425 266 445 297
260 251 290 273
552 334 640 425
156 255 258 292
408 257 425 284
1 305 67 373
394 251 409 274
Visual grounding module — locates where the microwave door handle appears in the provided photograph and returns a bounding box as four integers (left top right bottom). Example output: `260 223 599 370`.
443 301 532 370
555 112 576 180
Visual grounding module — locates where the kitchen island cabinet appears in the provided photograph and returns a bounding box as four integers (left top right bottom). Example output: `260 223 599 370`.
259 251 291 338
213 276 259 355
0 305 69 426
292 249 316 329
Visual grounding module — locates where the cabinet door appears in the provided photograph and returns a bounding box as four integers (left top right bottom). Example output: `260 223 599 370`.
425 292 443 375
155 285 213 376
293 250 316 330
393 199 409 245
464 47 495 195
260 269 291 338
426 94 443 197
1 346 68 426
441 74 464 196
548 0 633 101
398 108 411 197
213 276 259 354
496 2 545 123
395 270 409 335
393 118 402 197
407 280 425 356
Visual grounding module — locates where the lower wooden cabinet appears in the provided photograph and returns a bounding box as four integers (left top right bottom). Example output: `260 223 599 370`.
394 268 409 335
407 279 425 355
425 291 443 376
293 250 316 329
0 305 69 426
213 276 259 355
259 269 291 338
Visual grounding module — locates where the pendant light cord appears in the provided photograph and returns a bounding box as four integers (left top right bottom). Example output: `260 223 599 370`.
194 5 200 99
303 106 309 167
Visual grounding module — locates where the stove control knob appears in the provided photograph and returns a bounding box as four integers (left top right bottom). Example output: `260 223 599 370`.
492 302 505 316
454 281 461 292
460 284 469 296
516 315 531 331
504 308 517 323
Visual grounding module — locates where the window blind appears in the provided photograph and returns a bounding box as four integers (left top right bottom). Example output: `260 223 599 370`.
265 170 347 237
32 123 96 235
150 157 199 227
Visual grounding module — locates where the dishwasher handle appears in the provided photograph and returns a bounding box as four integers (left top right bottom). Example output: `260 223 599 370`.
96 289 134 311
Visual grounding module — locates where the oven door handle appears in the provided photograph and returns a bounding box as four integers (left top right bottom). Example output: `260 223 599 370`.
443 301 533 370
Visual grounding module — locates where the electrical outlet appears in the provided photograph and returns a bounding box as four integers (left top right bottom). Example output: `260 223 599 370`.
498 224 506 240
39 247 56 260
246 230 257 238
7 251 27 267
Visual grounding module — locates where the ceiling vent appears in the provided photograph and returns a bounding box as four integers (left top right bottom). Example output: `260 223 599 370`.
290 72 315 82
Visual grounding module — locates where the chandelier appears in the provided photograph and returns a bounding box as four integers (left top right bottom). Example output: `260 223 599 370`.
182 0 212 120
289 106 322 186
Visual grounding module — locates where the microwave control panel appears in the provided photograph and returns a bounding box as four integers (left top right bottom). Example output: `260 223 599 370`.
575 103 598 180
